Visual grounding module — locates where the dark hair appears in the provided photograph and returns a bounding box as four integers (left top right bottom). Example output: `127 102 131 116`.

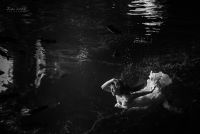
113 79 132 95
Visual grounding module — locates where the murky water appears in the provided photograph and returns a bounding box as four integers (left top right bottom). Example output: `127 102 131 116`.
0 0 200 133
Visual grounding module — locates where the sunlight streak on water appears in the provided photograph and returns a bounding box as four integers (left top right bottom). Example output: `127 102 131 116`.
127 0 165 36
0 47 13 92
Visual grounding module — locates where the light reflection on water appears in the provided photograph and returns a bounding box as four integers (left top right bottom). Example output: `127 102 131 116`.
127 0 166 36
35 40 46 88
0 47 13 92
76 47 89 63
45 44 121 80
46 46 89 80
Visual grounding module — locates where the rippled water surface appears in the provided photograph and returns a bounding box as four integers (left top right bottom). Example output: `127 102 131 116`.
0 0 200 133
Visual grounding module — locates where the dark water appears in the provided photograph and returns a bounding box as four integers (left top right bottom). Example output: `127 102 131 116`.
0 0 200 133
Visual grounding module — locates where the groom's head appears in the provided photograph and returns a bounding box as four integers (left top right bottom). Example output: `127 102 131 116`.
110 79 124 96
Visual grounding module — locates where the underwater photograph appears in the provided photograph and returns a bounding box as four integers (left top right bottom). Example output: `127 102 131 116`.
0 0 200 133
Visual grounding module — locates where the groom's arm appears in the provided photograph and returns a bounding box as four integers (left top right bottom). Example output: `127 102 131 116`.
130 89 154 99
101 78 116 92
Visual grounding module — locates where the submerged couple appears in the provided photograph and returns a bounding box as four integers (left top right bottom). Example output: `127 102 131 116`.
101 71 173 111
